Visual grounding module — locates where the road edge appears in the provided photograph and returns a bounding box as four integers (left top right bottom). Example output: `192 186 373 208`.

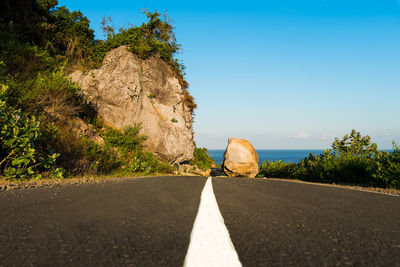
262 177 400 197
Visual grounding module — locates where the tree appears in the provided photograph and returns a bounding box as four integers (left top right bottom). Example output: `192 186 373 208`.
331 129 377 158
100 16 114 39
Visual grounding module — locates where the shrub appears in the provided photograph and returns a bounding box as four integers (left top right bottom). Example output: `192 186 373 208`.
89 11 184 75
257 160 296 178
258 130 400 189
188 147 214 171
294 151 375 185
127 151 173 174
39 119 120 175
372 143 400 189
294 130 379 185
104 125 147 155
0 35 60 77
5 71 82 114
104 125 172 174
0 85 61 179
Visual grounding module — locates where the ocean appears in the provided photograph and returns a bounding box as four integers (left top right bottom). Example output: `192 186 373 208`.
208 149 325 165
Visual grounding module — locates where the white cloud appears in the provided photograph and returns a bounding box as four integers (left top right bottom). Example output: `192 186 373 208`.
295 132 310 139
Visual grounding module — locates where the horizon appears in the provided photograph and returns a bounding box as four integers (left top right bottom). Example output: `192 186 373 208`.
59 0 400 150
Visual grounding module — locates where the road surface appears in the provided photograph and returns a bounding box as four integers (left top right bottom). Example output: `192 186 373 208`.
0 176 399 266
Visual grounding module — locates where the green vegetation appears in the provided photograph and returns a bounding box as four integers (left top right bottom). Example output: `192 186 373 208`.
0 85 62 179
90 11 196 113
0 0 194 180
189 147 214 171
40 121 118 175
258 130 400 189
103 125 173 174
91 11 185 75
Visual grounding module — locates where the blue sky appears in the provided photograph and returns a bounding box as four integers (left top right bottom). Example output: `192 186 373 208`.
59 0 400 149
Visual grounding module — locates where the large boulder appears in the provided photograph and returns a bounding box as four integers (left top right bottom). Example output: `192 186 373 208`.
70 46 195 163
222 138 259 178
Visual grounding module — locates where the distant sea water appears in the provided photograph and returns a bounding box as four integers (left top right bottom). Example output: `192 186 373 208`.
208 149 325 165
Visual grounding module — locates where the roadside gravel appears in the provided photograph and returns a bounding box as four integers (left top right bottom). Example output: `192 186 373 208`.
1 176 399 196
0 175 164 191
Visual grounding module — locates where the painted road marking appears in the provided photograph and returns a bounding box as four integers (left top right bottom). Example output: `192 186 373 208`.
184 177 242 267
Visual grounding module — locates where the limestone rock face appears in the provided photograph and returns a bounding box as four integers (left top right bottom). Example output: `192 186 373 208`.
70 46 194 163
222 138 259 178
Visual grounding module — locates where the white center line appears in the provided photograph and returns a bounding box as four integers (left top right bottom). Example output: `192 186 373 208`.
184 177 242 267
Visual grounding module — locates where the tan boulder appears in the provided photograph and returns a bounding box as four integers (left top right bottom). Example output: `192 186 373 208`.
222 138 259 178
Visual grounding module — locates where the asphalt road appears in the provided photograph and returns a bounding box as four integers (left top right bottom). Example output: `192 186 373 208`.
0 177 206 266
213 178 400 266
0 176 399 266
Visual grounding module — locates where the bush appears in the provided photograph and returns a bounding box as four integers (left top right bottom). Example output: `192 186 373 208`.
258 130 400 189
104 125 147 155
257 160 296 178
104 125 173 175
89 11 184 75
39 119 120 175
127 151 173 174
5 71 82 114
372 143 400 189
0 35 60 76
294 130 380 186
0 85 62 179
294 151 375 185
188 147 214 171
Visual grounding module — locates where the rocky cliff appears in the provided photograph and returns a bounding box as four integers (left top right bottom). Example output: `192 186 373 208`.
70 46 195 163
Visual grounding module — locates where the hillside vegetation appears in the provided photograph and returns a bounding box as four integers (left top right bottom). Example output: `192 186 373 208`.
258 130 400 189
0 0 208 180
